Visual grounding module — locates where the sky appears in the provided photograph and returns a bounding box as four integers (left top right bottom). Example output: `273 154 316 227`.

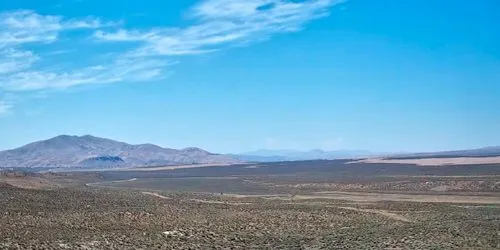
0 0 499 153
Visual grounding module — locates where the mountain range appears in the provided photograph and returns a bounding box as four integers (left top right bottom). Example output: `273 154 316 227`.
0 135 237 169
1 135 499 170
233 149 383 162
237 147 500 162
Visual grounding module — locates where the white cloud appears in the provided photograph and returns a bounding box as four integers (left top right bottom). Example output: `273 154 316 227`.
1 57 171 91
0 1 342 113
0 10 115 46
0 48 39 74
65 18 119 29
94 29 165 42
43 49 74 56
0 10 157 93
95 0 343 56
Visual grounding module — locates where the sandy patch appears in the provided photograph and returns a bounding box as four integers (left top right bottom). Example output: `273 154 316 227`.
244 165 260 169
338 207 410 222
116 163 235 172
187 198 252 205
142 192 172 200
224 191 500 204
349 156 500 166
163 230 184 237
304 191 500 204
142 191 252 205
86 178 137 187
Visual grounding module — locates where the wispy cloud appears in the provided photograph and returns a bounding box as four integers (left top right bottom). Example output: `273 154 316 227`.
0 10 115 46
1 57 171 91
0 10 126 91
43 49 74 56
0 0 342 112
0 10 128 110
0 48 39 74
94 0 342 56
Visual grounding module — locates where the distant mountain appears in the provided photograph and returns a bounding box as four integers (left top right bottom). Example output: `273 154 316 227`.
0 135 238 169
228 154 289 163
236 149 380 162
237 146 500 162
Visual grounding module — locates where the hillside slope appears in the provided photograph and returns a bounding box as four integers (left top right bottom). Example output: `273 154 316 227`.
0 135 237 169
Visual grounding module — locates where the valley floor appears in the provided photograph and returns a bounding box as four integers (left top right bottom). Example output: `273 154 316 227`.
1 185 499 249
1 161 499 249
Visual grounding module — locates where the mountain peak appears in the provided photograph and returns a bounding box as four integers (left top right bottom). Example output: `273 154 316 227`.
49 134 99 141
52 135 78 139
183 147 204 151
0 136 237 169
80 134 98 139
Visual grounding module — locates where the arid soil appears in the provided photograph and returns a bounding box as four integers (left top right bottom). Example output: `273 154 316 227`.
351 156 500 166
1 185 499 249
1 164 499 249
56 164 236 173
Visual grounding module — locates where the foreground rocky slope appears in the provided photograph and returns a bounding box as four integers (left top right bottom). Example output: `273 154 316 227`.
0 135 237 169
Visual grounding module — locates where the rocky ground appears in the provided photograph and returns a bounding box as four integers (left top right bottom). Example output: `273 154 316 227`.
1 183 499 249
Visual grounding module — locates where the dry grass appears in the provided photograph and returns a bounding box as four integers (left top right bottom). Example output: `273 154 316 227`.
1 167 499 249
1 186 499 249
0 176 60 189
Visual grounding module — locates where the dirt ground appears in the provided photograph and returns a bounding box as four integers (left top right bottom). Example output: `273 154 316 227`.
350 156 500 166
1 167 499 249
1 185 499 249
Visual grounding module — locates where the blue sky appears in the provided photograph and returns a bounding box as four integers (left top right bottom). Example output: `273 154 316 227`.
0 0 499 153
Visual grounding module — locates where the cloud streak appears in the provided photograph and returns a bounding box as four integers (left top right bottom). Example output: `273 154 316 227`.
0 10 116 46
0 10 127 92
95 0 341 56
0 0 342 112
1 58 171 91
0 10 164 95
0 48 38 75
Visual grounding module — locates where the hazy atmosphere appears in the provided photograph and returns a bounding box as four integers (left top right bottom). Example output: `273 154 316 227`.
1 0 499 153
